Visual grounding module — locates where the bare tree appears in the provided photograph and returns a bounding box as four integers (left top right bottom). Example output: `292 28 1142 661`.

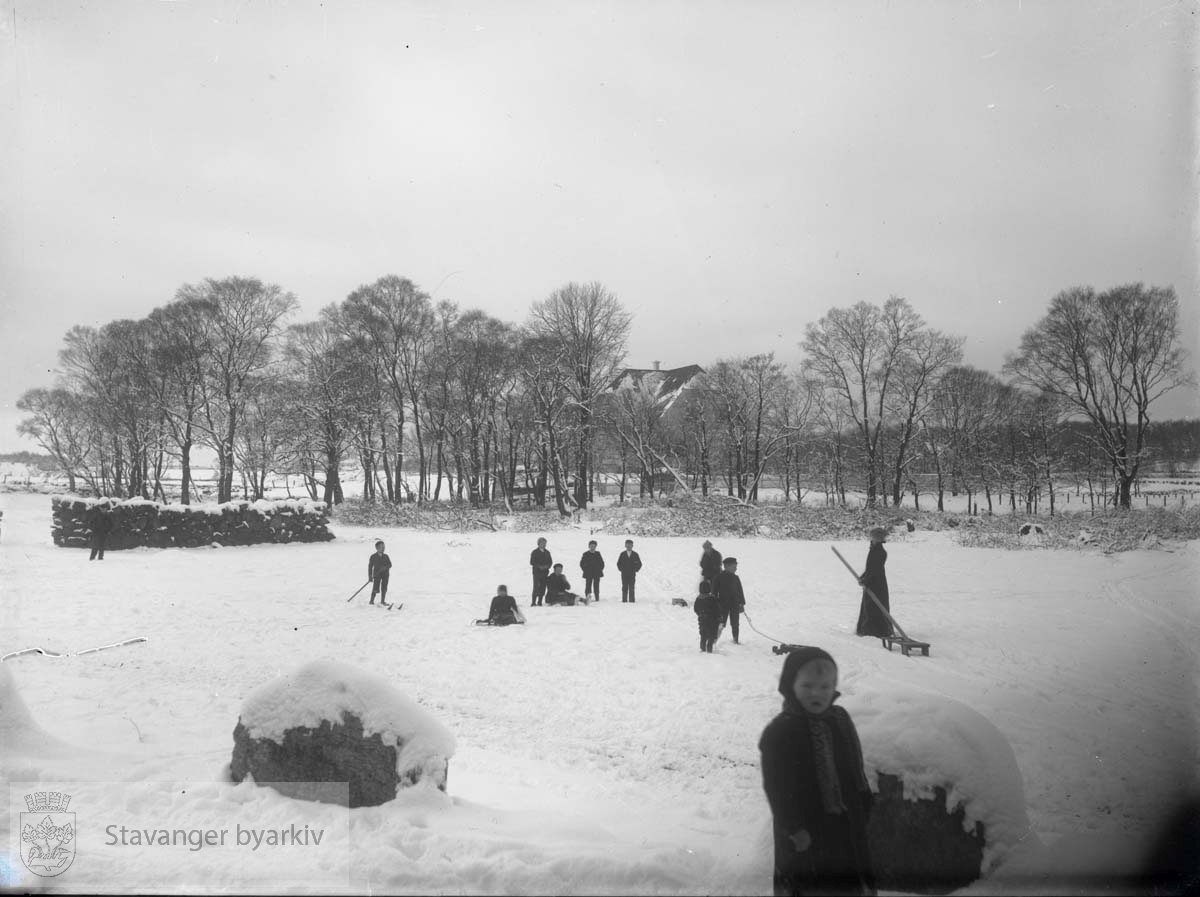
173 277 297 503
281 315 367 504
527 282 631 510
143 298 214 503
16 387 91 492
340 276 435 503
802 296 960 507
1004 283 1192 509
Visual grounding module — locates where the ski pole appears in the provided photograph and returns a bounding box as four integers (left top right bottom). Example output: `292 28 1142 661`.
347 579 372 603
830 546 909 641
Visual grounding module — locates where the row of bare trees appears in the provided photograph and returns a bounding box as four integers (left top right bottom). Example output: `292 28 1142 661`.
17 278 1191 511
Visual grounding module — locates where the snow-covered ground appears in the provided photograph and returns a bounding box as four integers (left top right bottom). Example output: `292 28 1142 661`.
1 490 1197 895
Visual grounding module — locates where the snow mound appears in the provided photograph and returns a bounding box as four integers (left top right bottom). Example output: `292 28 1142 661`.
847 685 1032 875
238 660 457 784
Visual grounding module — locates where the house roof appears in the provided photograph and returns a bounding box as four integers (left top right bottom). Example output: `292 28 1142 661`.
609 364 704 410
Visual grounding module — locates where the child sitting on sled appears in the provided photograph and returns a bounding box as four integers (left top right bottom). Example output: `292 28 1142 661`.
483 585 525 626
545 564 588 606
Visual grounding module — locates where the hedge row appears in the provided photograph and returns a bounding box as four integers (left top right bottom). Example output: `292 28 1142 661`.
51 496 335 549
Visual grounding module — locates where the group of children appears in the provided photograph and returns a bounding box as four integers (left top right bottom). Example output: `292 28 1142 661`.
527 536 644 606
363 528 887 894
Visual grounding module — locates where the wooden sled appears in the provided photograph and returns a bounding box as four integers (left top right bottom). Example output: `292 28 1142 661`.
830 546 930 657
772 643 814 656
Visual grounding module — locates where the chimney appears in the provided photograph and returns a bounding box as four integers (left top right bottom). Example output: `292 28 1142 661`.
653 360 661 371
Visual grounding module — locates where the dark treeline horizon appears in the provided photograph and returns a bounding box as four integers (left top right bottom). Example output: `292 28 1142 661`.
14 275 1194 513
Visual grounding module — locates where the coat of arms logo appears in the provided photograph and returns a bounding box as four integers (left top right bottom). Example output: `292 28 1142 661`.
20 791 75 877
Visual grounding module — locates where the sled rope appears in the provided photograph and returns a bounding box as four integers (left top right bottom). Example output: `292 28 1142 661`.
740 610 791 646
2 637 148 662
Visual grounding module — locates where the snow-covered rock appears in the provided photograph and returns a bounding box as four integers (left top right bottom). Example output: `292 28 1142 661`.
848 687 1032 881
230 660 455 808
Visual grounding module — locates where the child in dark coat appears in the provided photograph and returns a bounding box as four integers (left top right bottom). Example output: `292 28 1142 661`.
759 647 876 897
367 540 392 606
693 580 721 653
579 540 605 601
545 564 583 606
529 537 552 606
485 585 524 626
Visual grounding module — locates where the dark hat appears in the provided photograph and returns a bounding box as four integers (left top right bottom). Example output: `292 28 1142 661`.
702 540 713 548
723 556 737 566
869 526 888 541
777 647 837 698
698 580 712 594
553 563 563 569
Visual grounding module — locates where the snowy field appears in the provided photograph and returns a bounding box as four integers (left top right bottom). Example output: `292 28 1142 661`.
1 490 1198 895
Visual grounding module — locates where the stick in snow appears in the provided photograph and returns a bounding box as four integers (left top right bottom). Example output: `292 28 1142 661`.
2 637 148 662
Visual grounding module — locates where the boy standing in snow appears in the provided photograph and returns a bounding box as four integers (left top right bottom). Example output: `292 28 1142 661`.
367 540 392 606
759 647 876 897
530 537 552 606
579 540 605 601
693 580 721 653
616 539 642 602
713 556 746 644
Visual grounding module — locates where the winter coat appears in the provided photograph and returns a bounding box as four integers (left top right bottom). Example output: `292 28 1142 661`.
529 547 552 574
368 552 392 580
616 550 643 577
759 659 875 897
487 594 520 625
694 592 722 634
545 572 572 595
855 543 891 638
700 548 723 581
713 570 745 611
579 550 605 579
89 508 114 536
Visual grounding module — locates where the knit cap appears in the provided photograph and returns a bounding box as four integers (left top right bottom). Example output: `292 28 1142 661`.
777 646 838 698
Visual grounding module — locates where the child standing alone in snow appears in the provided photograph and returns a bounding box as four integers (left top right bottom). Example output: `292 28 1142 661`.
759 647 876 897
693 580 721 653
367 540 392 607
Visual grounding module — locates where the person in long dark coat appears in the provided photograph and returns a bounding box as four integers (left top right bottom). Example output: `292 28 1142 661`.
759 647 876 897
88 506 113 560
855 527 892 638
699 540 723 585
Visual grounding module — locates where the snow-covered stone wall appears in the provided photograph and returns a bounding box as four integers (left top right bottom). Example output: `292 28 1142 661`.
50 495 334 549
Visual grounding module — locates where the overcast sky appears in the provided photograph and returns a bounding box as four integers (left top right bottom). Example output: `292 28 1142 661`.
1 0 1196 454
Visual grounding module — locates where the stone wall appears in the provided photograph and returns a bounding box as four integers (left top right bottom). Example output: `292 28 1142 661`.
51 496 334 549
